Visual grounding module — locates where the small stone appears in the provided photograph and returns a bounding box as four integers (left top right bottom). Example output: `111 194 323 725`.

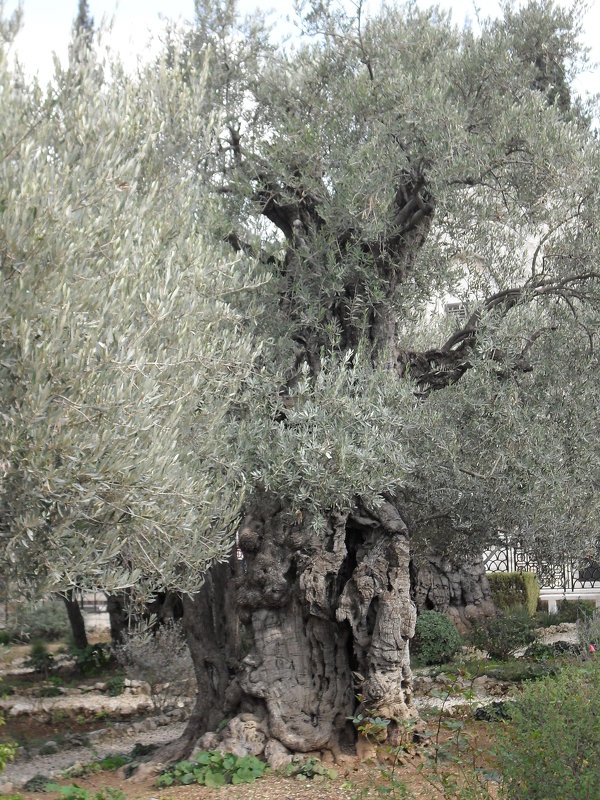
9 703 29 717
473 675 488 686
219 714 267 757
128 761 165 783
39 740 59 755
0 783 14 794
65 732 90 747
192 731 220 753
333 752 354 767
264 738 293 770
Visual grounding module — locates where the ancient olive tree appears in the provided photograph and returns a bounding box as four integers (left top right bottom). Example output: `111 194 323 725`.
3 0 600 766
163 0 600 761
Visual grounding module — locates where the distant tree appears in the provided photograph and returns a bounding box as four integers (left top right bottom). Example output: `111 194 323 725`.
73 0 94 39
71 0 94 61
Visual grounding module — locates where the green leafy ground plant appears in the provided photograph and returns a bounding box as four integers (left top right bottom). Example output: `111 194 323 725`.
282 757 338 782
45 784 125 800
157 751 268 788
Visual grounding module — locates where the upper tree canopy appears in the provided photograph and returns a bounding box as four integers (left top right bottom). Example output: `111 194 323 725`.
1 0 600 597
184 0 600 561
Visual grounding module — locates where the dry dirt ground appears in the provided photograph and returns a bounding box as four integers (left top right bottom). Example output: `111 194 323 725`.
9 731 500 800
2 709 500 800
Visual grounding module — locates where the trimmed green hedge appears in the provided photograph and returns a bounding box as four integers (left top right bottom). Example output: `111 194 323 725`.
487 572 539 616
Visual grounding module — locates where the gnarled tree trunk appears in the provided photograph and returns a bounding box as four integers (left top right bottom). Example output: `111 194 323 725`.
161 495 423 764
411 553 496 634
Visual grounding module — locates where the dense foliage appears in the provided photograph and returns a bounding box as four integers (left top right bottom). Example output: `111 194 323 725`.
0 13 267 594
6 599 70 643
1 0 600 606
499 659 600 799
487 573 540 616
470 608 537 660
412 610 463 666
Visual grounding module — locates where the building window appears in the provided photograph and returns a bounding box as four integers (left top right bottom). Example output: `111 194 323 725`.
444 302 467 322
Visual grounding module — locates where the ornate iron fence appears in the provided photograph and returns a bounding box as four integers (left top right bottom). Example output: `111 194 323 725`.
484 541 600 591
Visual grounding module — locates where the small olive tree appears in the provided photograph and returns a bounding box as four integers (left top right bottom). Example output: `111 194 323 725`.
0 18 267 596
116 621 194 712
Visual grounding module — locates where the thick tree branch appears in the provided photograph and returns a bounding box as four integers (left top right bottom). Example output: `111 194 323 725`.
399 271 600 394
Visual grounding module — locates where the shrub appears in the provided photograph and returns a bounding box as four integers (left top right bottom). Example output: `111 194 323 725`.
576 610 600 654
556 598 596 623
0 630 10 646
71 643 111 677
115 620 193 711
27 639 55 676
470 607 536 660
487 572 539 616
105 676 125 696
9 600 70 643
412 610 462 666
534 609 558 627
499 659 600 799
523 640 579 661
0 696 17 774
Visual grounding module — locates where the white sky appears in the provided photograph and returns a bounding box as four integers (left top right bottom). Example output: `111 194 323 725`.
3 0 600 100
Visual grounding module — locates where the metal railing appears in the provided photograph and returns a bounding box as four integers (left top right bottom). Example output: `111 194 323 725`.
484 540 600 591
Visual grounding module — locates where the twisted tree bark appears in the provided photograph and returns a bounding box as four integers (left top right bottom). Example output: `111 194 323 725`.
160 497 433 763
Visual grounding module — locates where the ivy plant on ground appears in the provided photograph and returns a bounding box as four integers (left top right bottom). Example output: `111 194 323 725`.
157 751 268 788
